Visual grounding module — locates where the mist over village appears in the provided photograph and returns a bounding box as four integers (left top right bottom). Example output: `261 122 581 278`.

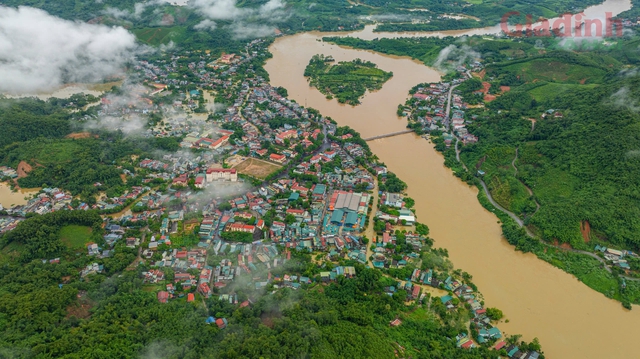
0 0 640 358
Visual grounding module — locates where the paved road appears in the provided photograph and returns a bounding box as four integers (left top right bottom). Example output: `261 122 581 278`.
454 130 640 281
511 147 540 213
422 79 640 286
479 177 640 280
444 84 458 132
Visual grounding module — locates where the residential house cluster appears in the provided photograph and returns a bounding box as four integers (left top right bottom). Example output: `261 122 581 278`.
595 245 638 271
0 166 18 179
0 217 20 234
3 187 73 217
372 232 428 269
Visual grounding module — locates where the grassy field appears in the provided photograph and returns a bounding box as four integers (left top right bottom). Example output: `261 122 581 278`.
133 27 186 46
0 241 24 264
528 82 599 102
233 158 282 179
404 307 437 321
502 58 607 84
59 225 93 250
6 140 85 166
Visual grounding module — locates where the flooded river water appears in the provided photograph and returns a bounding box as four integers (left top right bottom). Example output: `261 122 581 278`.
0 183 38 208
265 0 637 357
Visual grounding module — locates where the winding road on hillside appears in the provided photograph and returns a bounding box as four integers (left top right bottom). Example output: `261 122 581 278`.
443 83 640 281
511 147 540 213
478 159 640 280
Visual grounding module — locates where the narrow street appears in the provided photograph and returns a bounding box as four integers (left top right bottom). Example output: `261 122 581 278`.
444 84 458 131
363 179 379 267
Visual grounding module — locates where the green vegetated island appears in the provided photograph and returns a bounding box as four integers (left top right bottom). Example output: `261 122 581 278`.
325 28 640 308
304 55 393 105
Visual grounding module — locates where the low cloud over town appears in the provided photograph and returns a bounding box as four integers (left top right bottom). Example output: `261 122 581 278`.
0 6 137 94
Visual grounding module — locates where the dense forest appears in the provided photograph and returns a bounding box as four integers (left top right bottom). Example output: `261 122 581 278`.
461 46 640 251
1 210 103 262
0 96 97 148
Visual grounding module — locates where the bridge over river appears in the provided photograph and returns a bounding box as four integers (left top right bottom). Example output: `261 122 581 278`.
363 130 413 141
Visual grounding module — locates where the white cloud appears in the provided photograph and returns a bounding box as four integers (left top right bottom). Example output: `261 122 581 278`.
102 6 132 19
189 0 286 38
611 86 640 112
190 0 287 23
619 68 639 78
194 19 218 31
260 0 285 13
433 44 480 71
626 149 640 159
103 1 161 19
0 6 138 95
84 115 147 136
230 22 275 39
190 0 247 20
83 83 151 136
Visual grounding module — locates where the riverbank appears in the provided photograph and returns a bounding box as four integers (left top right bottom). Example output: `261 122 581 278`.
264 9 640 353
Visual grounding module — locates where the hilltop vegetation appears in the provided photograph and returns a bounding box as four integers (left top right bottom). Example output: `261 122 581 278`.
485 50 618 85
0 96 95 148
363 0 602 31
0 0 608 51
304 55 393 105
459 46 640 250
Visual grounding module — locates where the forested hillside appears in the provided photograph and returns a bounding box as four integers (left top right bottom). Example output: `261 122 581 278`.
0 97 87 148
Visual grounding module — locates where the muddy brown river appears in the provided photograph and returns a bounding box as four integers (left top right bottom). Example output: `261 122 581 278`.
265 1 637 357
0 183 38 208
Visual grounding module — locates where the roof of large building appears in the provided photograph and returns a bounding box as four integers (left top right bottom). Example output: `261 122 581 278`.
313 184 326 195
334 192 362 212
348 193 360 212
330 209 344 223
207 168 236 174
345 212 358 226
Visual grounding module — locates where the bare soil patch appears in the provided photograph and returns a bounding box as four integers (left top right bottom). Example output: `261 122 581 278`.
16 161 32 178
580 221 591 243
481 82 496 102
66 132 92 139
233 158 282 179
66 291 93 319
